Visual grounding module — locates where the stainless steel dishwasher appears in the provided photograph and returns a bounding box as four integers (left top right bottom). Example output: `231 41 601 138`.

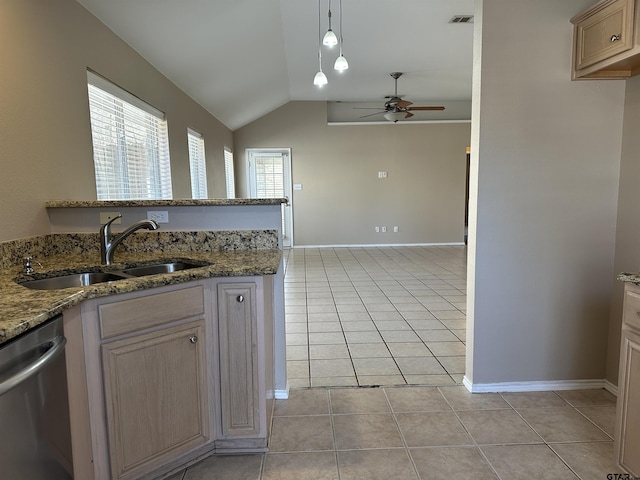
0 315 73 479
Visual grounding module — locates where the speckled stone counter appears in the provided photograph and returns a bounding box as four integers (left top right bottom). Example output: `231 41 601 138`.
46 198 288 208
618 273 640 285
0 230 281 345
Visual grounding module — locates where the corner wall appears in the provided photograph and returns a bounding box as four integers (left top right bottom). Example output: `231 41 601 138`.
607 75 640 385
0 0 232 243
233 102 471 246
467 0 624 388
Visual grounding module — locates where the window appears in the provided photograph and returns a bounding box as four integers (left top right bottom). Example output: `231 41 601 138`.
224 147 236 199
187 129 208 199
87 71 172 200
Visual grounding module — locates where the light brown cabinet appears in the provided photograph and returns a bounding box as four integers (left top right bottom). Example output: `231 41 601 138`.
571 0 640 79
64 276 275 480
102 321 209 480
616 282 640 477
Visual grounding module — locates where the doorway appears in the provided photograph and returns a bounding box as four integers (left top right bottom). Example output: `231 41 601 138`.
247 148 293 248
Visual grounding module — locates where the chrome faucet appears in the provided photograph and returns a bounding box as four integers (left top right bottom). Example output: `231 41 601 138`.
100 215 159 265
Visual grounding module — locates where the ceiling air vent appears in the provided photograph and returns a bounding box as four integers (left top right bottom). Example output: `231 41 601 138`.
449 15 474 23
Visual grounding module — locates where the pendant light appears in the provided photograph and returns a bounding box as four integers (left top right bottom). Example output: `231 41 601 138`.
333 0 348 71
314 0 328 86
322 0 338 47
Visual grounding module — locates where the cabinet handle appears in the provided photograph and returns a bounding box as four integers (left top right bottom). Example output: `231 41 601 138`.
189 335 198 344
611 34 621 42
237 295 245 303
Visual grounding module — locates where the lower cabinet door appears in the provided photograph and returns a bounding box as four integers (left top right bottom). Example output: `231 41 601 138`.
217 282 260 437
617 329 640 477
101 321 209 480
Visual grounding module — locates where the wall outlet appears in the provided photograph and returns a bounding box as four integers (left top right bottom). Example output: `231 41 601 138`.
393 226 399 233
378 171 388 178
147 211 169 223
381 226 387 233
99 212 121 225
375 226 380 233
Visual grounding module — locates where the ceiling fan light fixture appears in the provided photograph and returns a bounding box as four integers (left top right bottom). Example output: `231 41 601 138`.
334 54 348 71
384 111 406 122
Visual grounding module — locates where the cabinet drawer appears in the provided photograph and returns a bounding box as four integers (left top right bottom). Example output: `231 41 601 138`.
99 286 205 339
574 0 634 70
623 284 640 331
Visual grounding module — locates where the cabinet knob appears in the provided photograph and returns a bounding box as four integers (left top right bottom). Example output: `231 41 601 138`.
237 295 245 303
611 34 621 42
189 335 198 344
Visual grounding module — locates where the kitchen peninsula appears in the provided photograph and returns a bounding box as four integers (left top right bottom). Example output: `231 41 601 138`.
0 198 288 480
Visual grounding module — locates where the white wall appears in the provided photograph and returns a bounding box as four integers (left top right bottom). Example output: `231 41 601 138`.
467 0 625 388
0 0 232 243
607 75 640 384
234 102 471 246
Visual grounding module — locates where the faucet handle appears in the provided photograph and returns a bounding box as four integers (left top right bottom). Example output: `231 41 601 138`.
102 214 122 227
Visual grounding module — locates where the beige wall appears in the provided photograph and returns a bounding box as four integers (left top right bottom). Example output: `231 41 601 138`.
467 0 625 387
0 0 232 243
234 101 471 246
607 75 640 385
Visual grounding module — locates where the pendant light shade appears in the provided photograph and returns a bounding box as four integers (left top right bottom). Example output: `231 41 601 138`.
323 1 338 47
314 70 328 86
323 29 338 47
314 0 327 86
334 54 348 71
333 0 349 71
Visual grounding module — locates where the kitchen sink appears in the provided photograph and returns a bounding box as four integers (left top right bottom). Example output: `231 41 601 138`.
20 272 130 290
120 261 204 277
17 260 207 290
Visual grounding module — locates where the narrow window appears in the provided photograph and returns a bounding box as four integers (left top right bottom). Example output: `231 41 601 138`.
187 129 208 199
224 147 236 199
87 71 172 200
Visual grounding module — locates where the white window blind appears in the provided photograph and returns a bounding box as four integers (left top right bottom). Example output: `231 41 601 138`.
87 71 173 200
188 129 208 199
253 154 285 198
224 147 236 199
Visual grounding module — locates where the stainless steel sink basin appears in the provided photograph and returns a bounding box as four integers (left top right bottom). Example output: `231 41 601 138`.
120 261 204 277
20 272 129 290
17 260 207 290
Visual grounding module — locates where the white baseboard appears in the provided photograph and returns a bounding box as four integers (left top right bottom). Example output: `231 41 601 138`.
294 242 465 249
463 376 614 395
274 383 290 399
604 379 618 396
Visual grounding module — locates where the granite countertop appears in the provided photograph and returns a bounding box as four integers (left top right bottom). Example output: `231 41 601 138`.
0 249 281 345
618 273 640 284
46 198 288 208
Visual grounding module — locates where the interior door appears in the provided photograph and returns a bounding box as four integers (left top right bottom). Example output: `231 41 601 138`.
247 148 293 247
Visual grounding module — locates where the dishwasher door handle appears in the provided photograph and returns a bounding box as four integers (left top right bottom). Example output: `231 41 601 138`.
0 336 66 396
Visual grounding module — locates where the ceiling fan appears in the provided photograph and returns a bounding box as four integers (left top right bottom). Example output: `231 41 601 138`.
358 72 445 122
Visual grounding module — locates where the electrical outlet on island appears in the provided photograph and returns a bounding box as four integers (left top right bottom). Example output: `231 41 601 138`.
147 211 169 223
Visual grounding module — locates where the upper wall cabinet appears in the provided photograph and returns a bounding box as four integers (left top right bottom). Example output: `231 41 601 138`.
571 0 640 79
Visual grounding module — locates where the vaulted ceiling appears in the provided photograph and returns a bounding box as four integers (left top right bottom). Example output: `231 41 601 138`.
76 0 474 130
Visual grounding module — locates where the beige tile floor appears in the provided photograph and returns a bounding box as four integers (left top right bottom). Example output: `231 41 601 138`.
282 246 468 388
170 386 623 480
167 247 627 479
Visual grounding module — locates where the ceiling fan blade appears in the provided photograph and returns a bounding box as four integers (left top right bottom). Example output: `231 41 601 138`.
359 111 386 118
404 112 414 118
406 106 445 111
396 100 412 108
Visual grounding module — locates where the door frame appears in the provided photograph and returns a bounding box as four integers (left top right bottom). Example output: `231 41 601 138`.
246 148 293 248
